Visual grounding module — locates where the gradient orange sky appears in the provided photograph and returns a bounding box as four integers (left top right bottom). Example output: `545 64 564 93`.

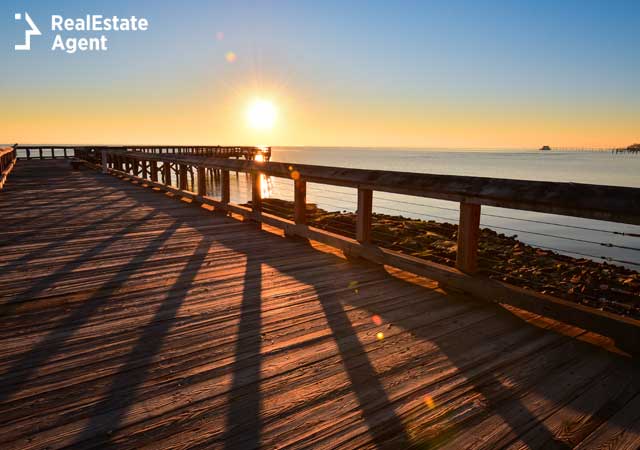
2 1 638 149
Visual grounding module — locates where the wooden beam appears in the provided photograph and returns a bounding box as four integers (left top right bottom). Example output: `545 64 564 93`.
197 166 206 197
101 150 108 174
179 165 188 190
356 188 373 243
150 160 158 182
294 178 307 225
456 202 481 274
163 162 171 185
99 150 640 225
251 172 262 223
221 170 230 204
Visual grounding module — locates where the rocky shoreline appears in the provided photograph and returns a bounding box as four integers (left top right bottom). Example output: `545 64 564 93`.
257 198 640 319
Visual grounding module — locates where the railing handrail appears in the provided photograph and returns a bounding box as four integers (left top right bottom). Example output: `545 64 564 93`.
104 150 640 226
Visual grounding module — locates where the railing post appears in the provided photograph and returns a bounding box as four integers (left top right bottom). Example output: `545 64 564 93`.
150 160 158 182
179 164 188 190
26 148 31 160
163 162 171 186
356 188 373 243
294 178 307 225
101 150 108 174
251 172 262 223
456 202 481 274
197 166 206 196
221 170 230 204
141 160 148 179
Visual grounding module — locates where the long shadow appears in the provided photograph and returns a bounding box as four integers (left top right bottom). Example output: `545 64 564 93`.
0 196 133 272
136 199 638 449
222 252 263 450
165 221 410 449
0 208 159 319
73 236 212 447
0 189 122 233
5 172 637 448
0 216 179 403
0 193 128 249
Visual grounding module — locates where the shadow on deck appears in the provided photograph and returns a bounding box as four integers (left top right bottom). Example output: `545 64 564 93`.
0 160 638 449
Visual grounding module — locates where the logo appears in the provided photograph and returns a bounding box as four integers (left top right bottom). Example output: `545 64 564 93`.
14 12 42 50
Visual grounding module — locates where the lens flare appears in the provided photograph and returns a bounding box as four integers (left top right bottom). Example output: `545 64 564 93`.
376 332 384 340
372 314 383 326
424 395 435 409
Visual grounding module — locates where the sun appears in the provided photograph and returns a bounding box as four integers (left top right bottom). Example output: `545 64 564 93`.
246 99 277 130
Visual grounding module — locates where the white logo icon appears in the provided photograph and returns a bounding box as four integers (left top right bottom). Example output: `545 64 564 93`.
14 12 42 51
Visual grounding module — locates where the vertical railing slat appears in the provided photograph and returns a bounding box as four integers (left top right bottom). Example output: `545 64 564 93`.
456 202 481 273
356 188 373 243
294 178 307 225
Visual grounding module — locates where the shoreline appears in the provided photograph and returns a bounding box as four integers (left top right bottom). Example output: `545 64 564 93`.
257 198 640 320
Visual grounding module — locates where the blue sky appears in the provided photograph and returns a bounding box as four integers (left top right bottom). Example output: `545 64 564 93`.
2 0 639 147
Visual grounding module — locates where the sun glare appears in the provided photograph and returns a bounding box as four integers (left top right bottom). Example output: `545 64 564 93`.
247 99 277 130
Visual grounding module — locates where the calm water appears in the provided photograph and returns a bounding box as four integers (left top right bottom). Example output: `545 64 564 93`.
233 147 640 269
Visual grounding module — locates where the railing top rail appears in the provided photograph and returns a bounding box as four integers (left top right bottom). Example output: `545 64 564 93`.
107 150 640 226
14 145 269 150
0 146 16 157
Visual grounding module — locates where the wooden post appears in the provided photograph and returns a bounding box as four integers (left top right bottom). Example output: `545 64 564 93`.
141 160 148 179
251 172 262 223
26 148 31 160
163 162 171 186
221 170 230 203
294 178 306 224
150 160 158 182
356 188 373 243
197 166 206 196
456 202 481 274
101 150 108 174
179 164 188 190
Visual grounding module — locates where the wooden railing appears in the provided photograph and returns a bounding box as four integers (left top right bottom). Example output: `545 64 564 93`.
0 145 17 189
90 149 640 350
13 145 270 161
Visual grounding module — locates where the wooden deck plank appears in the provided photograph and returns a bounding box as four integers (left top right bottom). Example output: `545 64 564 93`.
1 160 638 449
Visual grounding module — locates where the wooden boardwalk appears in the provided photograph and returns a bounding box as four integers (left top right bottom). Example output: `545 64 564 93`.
1 160 639 449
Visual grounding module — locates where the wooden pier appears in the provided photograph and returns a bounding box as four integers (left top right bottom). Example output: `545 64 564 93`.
1 151 639 449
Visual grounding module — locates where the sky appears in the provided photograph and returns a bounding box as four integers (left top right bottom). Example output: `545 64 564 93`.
1 0 639 148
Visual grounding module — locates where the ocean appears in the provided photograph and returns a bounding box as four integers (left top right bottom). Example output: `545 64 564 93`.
225 147 640 269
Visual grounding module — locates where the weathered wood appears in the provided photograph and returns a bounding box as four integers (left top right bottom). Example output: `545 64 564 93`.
150 161 158 182
0 147 17 190
163 162 171 185
221 170 230 203
294 178 307 225
100 151 640 225
1 160 638 450
101 150 108 174
196 166 206 197
179 164 188 191
356 188 373 243
96 163 640 352
141 160 148 179
251 172 262 222
456 202 481 273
